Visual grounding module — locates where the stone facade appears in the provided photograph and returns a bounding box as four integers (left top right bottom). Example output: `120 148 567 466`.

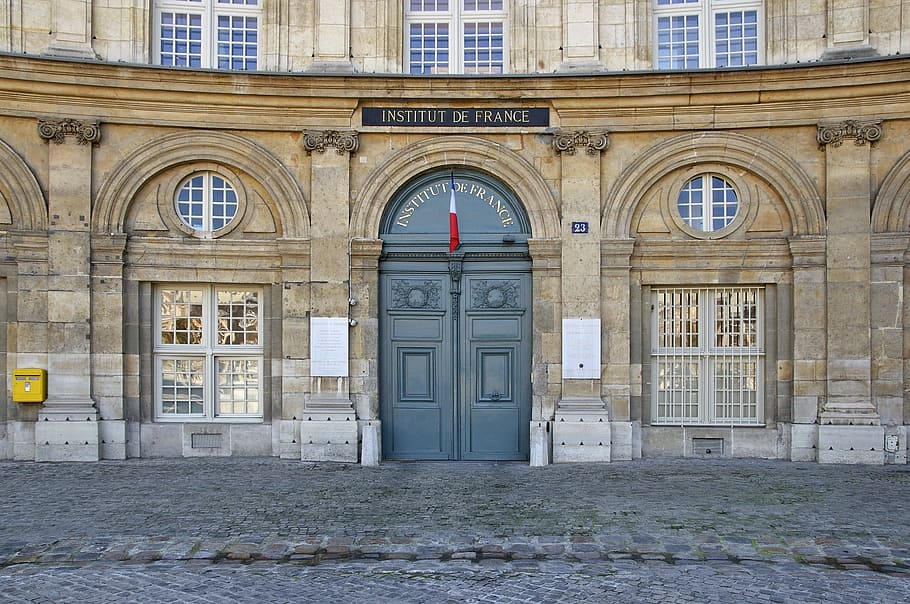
0 1 908 464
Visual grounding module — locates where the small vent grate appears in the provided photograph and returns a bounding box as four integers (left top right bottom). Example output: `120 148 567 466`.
191 433 223 449
692 438 724 456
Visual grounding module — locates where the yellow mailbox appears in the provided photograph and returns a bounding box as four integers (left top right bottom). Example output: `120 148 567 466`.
12 368 47 403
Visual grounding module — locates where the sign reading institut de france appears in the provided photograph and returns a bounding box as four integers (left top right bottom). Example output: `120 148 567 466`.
362 107 549 128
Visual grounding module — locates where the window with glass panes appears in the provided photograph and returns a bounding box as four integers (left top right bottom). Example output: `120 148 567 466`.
155 286 263 421
156 0 259 70
654 0 762 69
174 172 239 234
651 287 764 424
676 174 739 232
405 1 507 74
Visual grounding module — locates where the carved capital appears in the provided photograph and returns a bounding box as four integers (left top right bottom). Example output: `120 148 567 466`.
552 130 609 155
302 130 359 155
37 118 101 145
816 119 882 148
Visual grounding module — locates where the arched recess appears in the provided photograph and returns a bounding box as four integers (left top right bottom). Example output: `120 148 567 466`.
602 132 825 238
351 135 559 240
93 131 308 238
0 138 47 231
872 149 910 233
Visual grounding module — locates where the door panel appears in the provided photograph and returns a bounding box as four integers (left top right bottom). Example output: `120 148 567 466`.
381 265 530 460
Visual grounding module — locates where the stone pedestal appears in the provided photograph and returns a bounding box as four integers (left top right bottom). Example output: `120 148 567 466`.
360 421 380 467
529 421 551 467
300 399 358 462
552 400 611 463
818 424 885 464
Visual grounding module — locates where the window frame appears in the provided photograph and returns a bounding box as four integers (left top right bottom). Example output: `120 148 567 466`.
653 0 763 70
404 1 509 75
154 0 261 71
650 286 765 426
161 165 248 239
154 285 264 422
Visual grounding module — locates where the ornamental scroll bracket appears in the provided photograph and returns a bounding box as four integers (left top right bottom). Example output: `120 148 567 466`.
302 130 359 155
816 119 883 149
552 130 610 156
37 118 101 146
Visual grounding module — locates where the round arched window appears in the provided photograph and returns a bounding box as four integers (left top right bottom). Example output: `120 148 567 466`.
676 174 739 232
175 172 238 233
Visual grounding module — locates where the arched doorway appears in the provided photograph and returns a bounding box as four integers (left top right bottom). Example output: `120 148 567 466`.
379 169 532 460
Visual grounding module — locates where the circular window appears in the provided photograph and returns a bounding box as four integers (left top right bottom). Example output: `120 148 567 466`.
175 172 239 233
676 174 739 233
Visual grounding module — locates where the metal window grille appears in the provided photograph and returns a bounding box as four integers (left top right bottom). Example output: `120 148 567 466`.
652 286 763 425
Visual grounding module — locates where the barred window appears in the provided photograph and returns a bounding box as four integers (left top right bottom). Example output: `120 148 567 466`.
156 286 262 421
652 287 764 424
655 0 762 69
406 0 506 74
156 0 259 70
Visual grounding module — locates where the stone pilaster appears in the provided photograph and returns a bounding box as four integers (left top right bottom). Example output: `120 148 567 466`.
822 0 879 60
601 239 637 460
528 237 561 466
91 235 128 459
35 117 100 462
300 129 358 462
552 130 610 462
349 238 383 466
308 0 355 73
788 236 827 462
817 118 883 464
43 0 99 60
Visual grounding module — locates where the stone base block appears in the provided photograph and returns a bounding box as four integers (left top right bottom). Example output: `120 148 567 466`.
100 420 127 460
792 396 819 424
12 421 35 461
818 424 885 464
529 421 551 467
360 421 381 467
552 420 611 463
35 421 100 462
279 420 301 459
610 421 638 461
789 424 818 462
300 420 358 462
884 426 907 465
0 425 9 460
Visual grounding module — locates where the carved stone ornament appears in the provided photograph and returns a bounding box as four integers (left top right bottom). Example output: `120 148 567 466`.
37 118 101 145
552 130 610 155
470 279 520 309
391 279 442 310
816 119 883 148
302 130 359 155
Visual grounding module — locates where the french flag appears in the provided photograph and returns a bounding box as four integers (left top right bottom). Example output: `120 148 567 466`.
448 173 460 253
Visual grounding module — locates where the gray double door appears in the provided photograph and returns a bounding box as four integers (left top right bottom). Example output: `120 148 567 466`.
380 257 531 460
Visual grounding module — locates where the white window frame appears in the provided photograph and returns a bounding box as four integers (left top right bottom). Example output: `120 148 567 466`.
651 286 764 425
174 171 240 235
154 285 263 422
654 0 763 69
404 1 508 74
676 173 740 233
155 0 260 70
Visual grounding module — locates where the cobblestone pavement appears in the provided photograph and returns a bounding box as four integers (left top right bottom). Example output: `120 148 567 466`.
1 458 908 602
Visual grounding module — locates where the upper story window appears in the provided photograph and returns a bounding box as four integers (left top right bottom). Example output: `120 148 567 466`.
654 0 762 69
405 1 507 74
175 172 239 234
155 0 259 70
677 174 739 232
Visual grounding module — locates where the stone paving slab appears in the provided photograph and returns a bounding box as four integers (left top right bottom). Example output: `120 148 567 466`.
0 458 908 600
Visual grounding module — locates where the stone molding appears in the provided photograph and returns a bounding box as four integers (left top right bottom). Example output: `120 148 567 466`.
37 118 101 145
302 129 359 155
552 130 610 155
816 119 883 148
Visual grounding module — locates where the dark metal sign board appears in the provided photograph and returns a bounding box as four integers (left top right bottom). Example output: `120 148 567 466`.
363 107 549 128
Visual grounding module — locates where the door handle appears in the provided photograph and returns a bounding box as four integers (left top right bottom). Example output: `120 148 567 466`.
490 389 501 401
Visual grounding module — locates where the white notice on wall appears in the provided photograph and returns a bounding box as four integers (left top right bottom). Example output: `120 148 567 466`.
310 317 349 377
562 318 601 379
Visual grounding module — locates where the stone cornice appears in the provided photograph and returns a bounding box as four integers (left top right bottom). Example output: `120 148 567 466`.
552 130 609 155
302 129 359 155
37 117 101 145
816 119 883 148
